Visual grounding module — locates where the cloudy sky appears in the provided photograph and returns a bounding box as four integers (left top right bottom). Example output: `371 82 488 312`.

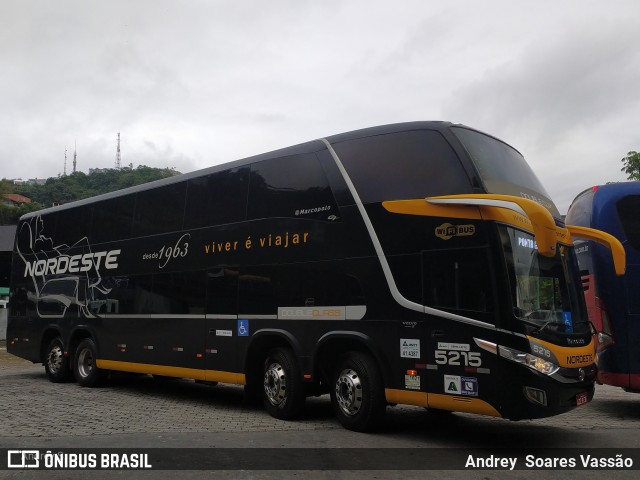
2 0 639 213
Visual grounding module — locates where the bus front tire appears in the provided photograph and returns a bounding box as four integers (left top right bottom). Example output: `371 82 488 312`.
331 352 386 432
73 338 105 387
44 337 71 383
262 348 305 420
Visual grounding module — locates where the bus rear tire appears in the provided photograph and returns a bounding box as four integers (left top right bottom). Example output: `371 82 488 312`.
44 337 71 383
262 348 305 420
331 352 386 432
73 338 105 387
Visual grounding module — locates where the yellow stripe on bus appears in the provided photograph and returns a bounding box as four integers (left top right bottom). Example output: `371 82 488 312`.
428 393 501 417
381 198 536 234
96 359 246 385
526 337 596 369
385 388 428 407
385 389 501 417
382 199 482 220
479 206 535 234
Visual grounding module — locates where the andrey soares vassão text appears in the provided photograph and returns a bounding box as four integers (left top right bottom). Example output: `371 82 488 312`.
465 454 634 470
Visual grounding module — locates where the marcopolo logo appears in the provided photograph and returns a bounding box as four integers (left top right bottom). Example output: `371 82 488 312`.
23 250 121 277
435 223 476 241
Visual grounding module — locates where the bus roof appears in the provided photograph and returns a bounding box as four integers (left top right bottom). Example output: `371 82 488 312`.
572 181 640 205
568 181 640 240
19 121 519 221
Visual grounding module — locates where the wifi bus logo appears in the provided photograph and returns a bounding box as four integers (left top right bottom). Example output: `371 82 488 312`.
435 223 476 241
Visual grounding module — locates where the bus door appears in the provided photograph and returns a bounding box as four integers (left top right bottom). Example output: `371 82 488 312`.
110 272 207 372
422 247 501 413
204 267 241 381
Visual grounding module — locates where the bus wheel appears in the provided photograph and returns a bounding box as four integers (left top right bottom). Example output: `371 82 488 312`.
331 352 386 432
44 337 71 383
262 348 305 420
73 338 105 387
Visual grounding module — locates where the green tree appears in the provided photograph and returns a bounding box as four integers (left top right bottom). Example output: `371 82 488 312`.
621 151 640 181
13 166 180 208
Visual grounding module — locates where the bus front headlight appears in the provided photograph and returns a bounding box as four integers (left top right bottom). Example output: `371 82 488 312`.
498 345 559 376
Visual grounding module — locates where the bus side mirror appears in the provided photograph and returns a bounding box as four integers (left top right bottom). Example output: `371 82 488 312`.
566 225 626 276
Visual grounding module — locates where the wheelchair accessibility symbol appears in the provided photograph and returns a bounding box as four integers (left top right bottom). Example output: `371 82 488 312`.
238 319 249 337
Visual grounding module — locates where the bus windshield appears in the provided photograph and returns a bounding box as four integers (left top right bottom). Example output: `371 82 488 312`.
500 226 589 335
451 127 560 218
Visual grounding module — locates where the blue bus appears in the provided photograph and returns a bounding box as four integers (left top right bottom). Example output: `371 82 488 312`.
566 181 640 392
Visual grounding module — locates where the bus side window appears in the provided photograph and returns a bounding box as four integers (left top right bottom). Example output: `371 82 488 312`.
331 130 472 205
92 275 153 315
423 247 495 322
133 182 187 237
151 271 206 315
91 195 135 244
316 148 355 207
616 195 640 315
616 195 640 253
207 268 239 316
55 206 93 247
247 154 339 221
184 168 250 229
237 263 365 316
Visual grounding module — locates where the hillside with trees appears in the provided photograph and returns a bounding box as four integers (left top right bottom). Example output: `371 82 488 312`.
0 166 180 224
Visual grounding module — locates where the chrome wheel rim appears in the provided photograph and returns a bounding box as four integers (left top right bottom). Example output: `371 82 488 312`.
77 347 94 379
335 368 363 416
264 362 286 406
47 344 64 374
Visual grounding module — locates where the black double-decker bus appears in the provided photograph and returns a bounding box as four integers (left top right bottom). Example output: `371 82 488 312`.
7 122 624 432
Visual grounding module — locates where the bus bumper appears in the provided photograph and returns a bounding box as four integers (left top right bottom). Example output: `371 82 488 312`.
501 365 597 420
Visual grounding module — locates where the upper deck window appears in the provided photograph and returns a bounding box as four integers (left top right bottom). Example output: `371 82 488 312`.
247 153 338 221
133 182 187 236
331 130 472 205
451 127 559 217
91 195 135 244
184 167 249 228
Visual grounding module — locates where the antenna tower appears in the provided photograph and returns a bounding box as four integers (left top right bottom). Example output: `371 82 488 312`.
73 141 77 173
115 132 122 169
64 148 67 176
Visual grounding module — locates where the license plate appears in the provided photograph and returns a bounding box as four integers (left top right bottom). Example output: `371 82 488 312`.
576 391 588 406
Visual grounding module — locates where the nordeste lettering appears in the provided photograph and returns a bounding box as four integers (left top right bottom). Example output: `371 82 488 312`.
23 249 121 277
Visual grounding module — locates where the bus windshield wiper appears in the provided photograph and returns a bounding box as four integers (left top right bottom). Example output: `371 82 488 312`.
534 319 556 334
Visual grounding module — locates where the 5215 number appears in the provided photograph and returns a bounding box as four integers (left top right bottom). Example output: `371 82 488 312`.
434 350 482 367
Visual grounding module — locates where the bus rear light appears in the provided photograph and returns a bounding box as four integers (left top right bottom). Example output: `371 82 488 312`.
523 386 548 406
406 369 417 376
499 345 559 376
